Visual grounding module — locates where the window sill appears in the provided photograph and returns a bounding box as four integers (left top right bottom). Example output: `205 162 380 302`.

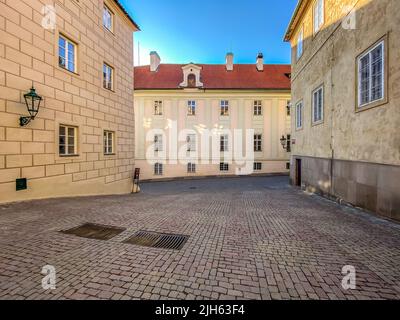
102 87 116 94
58 66 80 77
104 153 116 156
311 120 324 127
59 154 80 158
104 27 115 36
356 99 388 113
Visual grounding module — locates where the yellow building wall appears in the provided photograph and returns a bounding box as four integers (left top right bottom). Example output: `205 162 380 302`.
289 0 400 165
0 0 137 203
286 0 400 219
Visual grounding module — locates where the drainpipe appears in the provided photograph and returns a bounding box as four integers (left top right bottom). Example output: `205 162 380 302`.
330 39 335 196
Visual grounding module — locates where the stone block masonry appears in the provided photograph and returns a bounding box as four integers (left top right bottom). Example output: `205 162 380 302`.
0 0 139 203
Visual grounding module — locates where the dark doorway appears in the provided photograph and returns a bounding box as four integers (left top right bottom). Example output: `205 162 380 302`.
295 159 302 187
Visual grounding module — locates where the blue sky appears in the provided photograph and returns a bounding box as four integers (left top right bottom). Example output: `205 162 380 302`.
119 0 297 66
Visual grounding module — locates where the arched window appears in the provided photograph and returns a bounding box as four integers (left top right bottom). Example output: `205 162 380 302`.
187 74 196 88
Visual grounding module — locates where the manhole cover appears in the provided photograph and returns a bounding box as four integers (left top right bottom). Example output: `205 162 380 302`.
124 231 189 250
189 187 197 190
61 223 125 241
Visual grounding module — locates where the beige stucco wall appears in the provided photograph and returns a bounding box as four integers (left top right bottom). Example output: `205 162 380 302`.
286 0 400 219
0 0 137 203
289 0 400 166
134 90 291 180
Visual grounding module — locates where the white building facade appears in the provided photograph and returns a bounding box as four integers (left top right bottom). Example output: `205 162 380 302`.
134 53 292 180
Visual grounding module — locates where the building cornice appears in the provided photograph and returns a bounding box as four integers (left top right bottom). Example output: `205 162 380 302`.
283 0 310 42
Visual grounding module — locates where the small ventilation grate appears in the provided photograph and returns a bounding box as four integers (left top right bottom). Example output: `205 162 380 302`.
124 231 189 250
61 223 125 241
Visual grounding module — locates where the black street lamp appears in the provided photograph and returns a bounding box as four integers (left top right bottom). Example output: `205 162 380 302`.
20 86 42 127
280 135 287 150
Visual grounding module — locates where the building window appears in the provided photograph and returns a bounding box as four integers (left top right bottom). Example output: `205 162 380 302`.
59 35 76 73
254 162 262 171
314 0 324 34
297 28 303 59
103 63 114 91
187 134 196 152
187 163 196 173
154 101 163 115
59 125 77 156
220 135 228 152
104 131 114 155
296 101 303 129
286 162 290 170
154 163 163 176
220 100 229 116
220 163 229 172
312 85 324 124
254 100 262 116
103 4 114 32
254 134 262 152
154 134 163 152
188 100 196 116
358 41 385 108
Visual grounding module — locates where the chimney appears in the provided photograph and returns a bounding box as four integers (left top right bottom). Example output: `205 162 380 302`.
226 52 234 71
256 53 264 72
150 51 161 72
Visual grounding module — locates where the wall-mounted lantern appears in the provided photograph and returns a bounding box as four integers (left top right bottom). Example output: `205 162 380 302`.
20 86 42 127
280 135 287 150
280 134 292 152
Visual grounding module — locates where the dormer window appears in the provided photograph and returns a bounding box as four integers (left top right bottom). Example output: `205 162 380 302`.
180 64 204 88
188 74 196 88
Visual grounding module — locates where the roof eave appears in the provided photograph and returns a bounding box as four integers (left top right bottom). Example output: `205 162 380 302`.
283 0 308 42
113 0 141 31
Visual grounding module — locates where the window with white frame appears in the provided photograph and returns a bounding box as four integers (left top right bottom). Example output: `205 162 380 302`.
187 163 196 173
254 162 262 171
220 163 229 172
314 0 324 34
59 35 77 73
154 134 163 152
103 5 114 32
154 163 163 176
358 41 385 108
103 63 114 91
297 28 304 59
220 100 229 116
254 134 262 152
254 100 262 116
295 101 303 129
312 86 324 124
220 135 228 152
154 101 163 115
188 100 196 116
104 131 115 155
187 134 196 152
59 125 77 156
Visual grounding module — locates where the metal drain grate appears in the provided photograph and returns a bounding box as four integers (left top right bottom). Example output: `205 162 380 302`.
61 223 125 241
124 231 189 250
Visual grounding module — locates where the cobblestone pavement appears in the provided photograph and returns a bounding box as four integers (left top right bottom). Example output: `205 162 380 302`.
0 176 399 300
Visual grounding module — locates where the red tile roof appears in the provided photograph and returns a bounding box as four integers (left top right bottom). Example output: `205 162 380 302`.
134 64 291 90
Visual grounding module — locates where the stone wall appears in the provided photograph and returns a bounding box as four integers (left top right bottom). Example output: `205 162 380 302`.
291 156 400 220
0 0 137 203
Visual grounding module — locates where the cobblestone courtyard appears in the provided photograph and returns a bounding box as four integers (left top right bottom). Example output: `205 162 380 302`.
0 176 399 300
